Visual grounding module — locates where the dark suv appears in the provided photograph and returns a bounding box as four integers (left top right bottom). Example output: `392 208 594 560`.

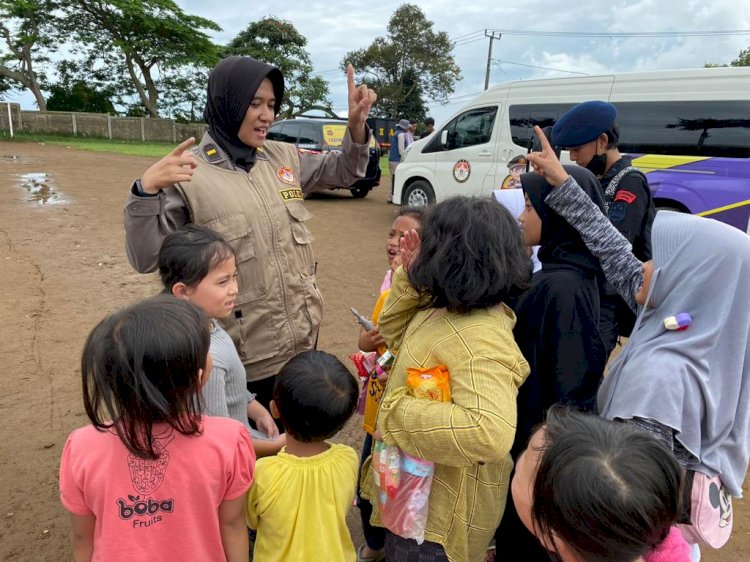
267 117 381 198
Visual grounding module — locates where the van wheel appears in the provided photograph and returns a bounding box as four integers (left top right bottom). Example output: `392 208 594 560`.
350 187 370 198
403 180 435 207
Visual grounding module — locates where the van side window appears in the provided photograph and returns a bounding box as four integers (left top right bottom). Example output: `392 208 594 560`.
299 123 320 146
423 106 498 153
281 122 301 144
267 123 284 141
510 104 574 148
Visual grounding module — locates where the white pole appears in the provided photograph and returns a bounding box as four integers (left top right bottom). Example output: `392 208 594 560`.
7 103 13 138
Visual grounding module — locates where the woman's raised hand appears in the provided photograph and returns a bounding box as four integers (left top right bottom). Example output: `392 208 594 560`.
346 64 377 143
140 137 197 194
527 126 569 187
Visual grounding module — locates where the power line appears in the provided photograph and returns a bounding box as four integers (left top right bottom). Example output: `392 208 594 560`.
451 29 485 41
481 28 750 38
453 36 486 47
492 58 589 75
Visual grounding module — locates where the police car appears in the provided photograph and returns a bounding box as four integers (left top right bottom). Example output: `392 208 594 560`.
267 117 381 198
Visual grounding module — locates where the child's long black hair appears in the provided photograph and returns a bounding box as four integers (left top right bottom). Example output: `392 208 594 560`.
81 295 210 459
409 196 531 312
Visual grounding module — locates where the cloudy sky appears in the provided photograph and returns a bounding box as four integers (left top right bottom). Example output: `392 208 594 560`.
7 0 750 124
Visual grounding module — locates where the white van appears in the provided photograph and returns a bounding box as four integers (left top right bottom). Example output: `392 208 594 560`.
393 67 750 232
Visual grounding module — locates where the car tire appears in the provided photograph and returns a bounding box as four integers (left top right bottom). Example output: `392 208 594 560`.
402 180 435 207
350 187 370 198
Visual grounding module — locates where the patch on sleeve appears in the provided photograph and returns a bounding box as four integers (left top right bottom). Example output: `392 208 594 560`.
203 144 222 163
279 188 303 202
609 201 628 222
614 190 637 204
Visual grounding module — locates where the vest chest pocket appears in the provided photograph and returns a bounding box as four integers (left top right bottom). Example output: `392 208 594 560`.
286 202 315 275
203 213 265 301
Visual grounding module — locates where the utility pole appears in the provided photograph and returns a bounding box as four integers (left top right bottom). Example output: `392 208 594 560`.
484 30 502 91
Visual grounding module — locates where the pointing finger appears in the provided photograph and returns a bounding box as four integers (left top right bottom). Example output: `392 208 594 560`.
533 126 553 154
347 64 356 94
171 137 195 156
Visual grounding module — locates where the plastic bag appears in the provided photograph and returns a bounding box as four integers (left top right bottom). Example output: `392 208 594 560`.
371 364 451 544
372 439 435 544
406 365 451 402
349 351 378 416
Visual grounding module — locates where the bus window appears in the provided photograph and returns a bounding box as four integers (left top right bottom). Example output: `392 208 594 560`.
616 101 750 158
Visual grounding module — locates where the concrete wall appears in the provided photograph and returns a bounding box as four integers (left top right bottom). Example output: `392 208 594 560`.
0 103 208 143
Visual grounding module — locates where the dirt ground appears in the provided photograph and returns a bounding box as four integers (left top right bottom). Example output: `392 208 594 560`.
0 141 747 561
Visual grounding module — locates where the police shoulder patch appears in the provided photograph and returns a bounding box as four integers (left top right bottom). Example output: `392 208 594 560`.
203 143 222 163
614 190 637 204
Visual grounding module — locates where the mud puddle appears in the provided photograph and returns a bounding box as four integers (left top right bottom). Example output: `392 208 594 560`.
15 172 68 205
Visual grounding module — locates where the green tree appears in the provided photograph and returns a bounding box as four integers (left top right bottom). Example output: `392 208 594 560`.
341 3 460 120
61 0 221 117
224 17 331 119
47 80 116 114
0 0 59 110
705 47 750 67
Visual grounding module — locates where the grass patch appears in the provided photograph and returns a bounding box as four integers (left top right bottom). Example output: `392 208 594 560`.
2 131 397 169
380 154 390 177
0 132 175 158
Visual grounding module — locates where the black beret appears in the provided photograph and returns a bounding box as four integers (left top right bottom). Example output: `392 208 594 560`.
552 101 617 148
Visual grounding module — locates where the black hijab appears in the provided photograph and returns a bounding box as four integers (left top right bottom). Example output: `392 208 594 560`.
204 56 285 170
521 165 606 274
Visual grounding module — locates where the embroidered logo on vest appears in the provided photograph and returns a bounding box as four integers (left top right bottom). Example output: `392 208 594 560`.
276 166 296 185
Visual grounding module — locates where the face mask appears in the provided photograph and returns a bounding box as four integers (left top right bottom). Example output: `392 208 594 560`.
585 152 608 177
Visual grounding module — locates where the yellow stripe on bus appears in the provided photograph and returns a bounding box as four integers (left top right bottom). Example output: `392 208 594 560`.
697 199 750 217
630 154 711 172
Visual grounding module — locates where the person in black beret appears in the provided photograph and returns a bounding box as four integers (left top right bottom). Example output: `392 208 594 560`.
553 101 655 356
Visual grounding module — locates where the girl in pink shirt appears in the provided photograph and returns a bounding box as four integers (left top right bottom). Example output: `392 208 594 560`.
59 295 255 562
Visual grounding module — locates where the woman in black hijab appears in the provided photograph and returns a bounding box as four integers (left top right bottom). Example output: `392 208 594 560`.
495 165 608 561
124 57 376 413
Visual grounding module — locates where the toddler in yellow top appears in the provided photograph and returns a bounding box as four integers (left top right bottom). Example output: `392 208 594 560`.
246 350 360 562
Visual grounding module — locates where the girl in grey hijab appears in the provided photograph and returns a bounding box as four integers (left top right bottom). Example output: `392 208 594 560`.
527 125 750 498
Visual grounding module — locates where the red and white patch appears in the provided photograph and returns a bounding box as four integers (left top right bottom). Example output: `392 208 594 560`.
276 166 296 185
614 190 637 204
452 159 471 183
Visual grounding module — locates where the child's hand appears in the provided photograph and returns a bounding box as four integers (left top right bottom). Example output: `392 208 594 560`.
359 326 385 352
527 126 569 187
248 400 280 438
376 370 389 384
391 251 403 272
255 410 279 439
400 229 421 272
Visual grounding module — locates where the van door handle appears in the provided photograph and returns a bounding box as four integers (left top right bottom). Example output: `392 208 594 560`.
478 150 492 157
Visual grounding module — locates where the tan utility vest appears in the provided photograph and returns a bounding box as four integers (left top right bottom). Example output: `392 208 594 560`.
176 137 324 382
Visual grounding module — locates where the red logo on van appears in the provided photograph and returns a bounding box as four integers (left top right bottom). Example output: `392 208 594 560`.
453 160 471 183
